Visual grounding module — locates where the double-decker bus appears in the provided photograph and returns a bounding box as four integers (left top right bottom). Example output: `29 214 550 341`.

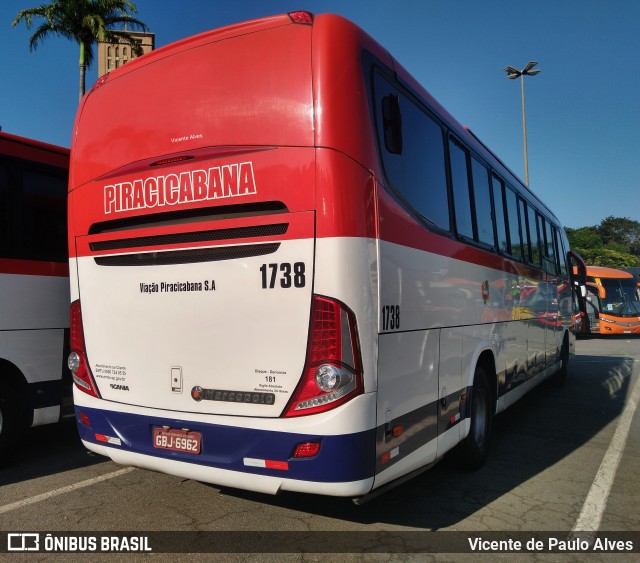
583 266 640 335
68 12 586 500
0 131 71 456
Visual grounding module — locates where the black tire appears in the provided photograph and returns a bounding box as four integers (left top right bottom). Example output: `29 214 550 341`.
0 380 25 459
462 365 492 470
551 337 569 388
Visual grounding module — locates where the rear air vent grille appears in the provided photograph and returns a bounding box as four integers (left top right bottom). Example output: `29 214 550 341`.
90 223 287 252
94 243 280 267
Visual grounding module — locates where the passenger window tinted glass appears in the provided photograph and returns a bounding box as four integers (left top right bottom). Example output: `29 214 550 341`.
545 220 555 263
449 139 473 239
492 176 508 254
527 204 540 265
557 229 568 276
21 169 67 262
505 187 522 259
374 73 449 231
0 164 7 257
519 198 530 261
471 157 494 247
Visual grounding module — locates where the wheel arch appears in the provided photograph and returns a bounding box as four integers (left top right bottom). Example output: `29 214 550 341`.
0 358 33 427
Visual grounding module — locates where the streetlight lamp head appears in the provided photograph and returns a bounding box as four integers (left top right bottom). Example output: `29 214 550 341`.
523 60 539 73
504 65 521 79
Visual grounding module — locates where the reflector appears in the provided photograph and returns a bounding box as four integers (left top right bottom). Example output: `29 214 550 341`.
293 441 321 458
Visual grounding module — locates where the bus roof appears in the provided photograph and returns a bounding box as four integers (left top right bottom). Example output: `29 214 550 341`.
0 131 69 156
586 265 635 279
72 10 559 225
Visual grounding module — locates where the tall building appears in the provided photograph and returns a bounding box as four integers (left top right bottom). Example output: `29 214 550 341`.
97 31 155 77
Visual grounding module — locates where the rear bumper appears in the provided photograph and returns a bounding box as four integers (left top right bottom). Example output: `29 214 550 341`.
75 404 376 497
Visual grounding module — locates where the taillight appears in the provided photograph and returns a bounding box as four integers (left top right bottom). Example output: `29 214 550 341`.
283 296 363 417
69 300 101 398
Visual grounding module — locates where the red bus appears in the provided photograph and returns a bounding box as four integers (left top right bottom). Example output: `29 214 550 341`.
68 12 585 500
0 131 71 456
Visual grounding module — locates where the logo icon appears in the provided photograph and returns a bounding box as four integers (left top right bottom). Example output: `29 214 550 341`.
191 386 203 401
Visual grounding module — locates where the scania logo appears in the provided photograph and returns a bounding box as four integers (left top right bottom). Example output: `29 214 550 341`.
110 383 129 391
191 386 204 401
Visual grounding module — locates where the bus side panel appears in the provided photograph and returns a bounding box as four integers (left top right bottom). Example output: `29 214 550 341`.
374 330 438 488
312 14 388 176
0 272 69 331
313 148 380 397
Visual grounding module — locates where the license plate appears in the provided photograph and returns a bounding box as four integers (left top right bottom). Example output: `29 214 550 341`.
153 427 202 454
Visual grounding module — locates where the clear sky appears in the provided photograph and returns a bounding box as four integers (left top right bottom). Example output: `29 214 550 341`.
1 0 639 229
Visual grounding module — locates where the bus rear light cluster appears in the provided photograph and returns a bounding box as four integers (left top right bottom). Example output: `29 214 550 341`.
283 296 363 417
69 300 101 398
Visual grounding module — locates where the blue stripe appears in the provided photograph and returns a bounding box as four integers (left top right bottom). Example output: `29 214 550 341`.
75 406 376 483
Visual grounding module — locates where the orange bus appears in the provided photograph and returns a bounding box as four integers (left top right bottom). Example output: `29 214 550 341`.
68 11 586 500
583 266 640 335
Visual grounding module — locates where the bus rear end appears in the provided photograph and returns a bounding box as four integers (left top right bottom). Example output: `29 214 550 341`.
68 13 377 497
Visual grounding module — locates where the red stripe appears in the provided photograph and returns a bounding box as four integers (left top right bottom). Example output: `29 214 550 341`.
377 193 546 279
0 258 69 277
264 460 289 470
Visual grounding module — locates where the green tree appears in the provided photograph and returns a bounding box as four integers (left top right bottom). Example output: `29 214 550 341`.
566 216 640 269
12 0 148 102
598 216 640 256
565 226 602 251
580 248 640 268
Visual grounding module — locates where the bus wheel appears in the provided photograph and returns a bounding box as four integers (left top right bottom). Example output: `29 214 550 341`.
462 365 492 470
0 380 23 458
552 337 569 387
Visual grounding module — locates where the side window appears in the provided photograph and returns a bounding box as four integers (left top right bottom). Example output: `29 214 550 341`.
21 168 68 262
552 225 562 275
471 157 494 247
545 220 556 265
0 163 8 257
540 217 558 275
527 204 541 266
449 139 473 239
492 175 508 254
558 228 569 277
519 198 530 262
374 72 449 231
505 187 523 260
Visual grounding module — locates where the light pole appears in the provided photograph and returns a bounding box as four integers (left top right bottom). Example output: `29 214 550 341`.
504 61 540 186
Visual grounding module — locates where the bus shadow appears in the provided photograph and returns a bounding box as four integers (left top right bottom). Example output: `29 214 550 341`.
215 353 634 529
0 417 104 486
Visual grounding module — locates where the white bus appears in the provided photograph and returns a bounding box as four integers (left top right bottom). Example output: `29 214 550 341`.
0 131 71 457
68 12 586 500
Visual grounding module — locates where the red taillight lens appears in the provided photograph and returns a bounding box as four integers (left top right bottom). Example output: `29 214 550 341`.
283 296 363 417
292 441 321 458
288 11 314 25
69 300 101 398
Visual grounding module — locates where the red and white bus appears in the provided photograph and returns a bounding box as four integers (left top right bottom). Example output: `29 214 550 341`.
0 131 71 456
68 12 585 500
583 266 640 335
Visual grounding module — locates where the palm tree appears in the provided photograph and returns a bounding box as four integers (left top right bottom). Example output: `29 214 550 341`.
12 0 149 102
